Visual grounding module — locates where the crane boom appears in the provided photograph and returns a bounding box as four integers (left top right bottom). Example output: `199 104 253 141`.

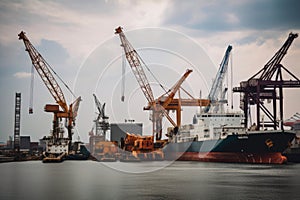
115 26 155 103
92 94 109 136
250 33 298 80
93 93 108 120
204 45 232 113
161 69 193 108
93 93 102 119
18 31 68 113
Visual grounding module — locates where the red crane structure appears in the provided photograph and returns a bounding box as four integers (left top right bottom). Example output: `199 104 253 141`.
115 26 209 140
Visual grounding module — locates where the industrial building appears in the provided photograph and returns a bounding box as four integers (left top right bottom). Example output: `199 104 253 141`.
110 122 143 144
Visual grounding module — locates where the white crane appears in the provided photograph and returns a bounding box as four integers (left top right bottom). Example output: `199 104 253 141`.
204 45 232 113
92 94 109 137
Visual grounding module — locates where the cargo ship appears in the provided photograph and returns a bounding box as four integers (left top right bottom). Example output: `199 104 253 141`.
163 112 295 164
163 34 299 164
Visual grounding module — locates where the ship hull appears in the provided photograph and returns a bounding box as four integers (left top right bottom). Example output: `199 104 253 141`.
163 131 295 164
166 152 287 164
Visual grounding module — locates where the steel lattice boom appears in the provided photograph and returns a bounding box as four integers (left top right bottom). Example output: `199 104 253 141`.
233 32 300 130
18 31 68 112
115 27 155 104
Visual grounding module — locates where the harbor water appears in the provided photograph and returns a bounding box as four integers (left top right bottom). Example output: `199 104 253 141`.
0 161 299 200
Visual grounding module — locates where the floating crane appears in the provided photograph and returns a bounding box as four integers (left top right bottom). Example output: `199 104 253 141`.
115 26 209 140
233 32 300 130
204 45 232 113
18 31 81 160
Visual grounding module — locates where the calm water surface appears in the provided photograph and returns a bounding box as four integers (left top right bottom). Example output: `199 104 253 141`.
0 161 299 200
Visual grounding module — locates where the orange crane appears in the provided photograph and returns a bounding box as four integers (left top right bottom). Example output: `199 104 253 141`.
18 31 81 150
115 26 209 140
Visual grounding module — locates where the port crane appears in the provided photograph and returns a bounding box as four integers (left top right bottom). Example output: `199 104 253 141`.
233 32 300 130
204 45 232 113
115 26 209 140
18 31 81 149
92 93 109 136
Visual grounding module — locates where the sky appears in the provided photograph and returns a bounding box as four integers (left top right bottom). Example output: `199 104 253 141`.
1 0 300 143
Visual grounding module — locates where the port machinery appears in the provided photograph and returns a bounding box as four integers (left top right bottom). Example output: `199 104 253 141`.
18 31 81 162
14 93 21 155
233 32 300 131
204 45 232 113
115 26 210 141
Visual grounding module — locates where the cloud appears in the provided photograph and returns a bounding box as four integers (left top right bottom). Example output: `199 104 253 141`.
13 72 31 78
37 39 70 67
163 0 300 32
0 0 169 61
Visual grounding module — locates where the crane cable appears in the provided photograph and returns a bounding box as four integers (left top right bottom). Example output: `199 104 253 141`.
29 58 76 114
136 51 169 94
44 58 77 99
29 64 34 114
230 50 234 110
121 52 126 102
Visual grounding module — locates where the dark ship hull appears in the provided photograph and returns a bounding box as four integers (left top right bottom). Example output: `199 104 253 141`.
66 142 90 160
163 130 295 164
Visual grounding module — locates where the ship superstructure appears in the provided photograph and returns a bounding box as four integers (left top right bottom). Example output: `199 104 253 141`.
171 112 245 144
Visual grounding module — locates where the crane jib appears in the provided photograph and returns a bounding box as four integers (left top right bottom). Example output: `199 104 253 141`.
19 31 69 113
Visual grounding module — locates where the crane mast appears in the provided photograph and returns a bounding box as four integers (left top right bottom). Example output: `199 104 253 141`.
19 31 81 149
14 93 21 155
204 45 232 113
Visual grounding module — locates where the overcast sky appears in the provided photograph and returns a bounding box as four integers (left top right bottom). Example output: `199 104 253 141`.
1 0 300 143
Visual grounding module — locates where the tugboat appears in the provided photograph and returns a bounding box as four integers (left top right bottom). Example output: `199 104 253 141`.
42 135 69 163
66 141 90 160
42 137 90 162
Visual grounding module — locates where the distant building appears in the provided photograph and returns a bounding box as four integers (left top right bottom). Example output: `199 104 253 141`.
20 136 30 152
110 122 143 144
